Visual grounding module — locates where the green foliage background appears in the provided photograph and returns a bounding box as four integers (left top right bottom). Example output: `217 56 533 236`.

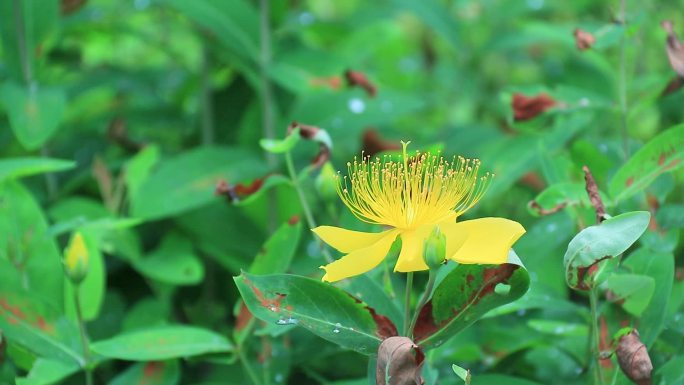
0 0 683 384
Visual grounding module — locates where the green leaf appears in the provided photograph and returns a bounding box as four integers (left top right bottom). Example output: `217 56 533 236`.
15 358 80 385
234 272 397 355
134 233 204 285
452 364 471 384
527 182 603 217
0 0 59 81
563 211 650 290
125 144 160 199
609 124 684 202
259 128 301 154
0 83 66 150
471 375 543 385
0 158 75 182
162 0 259 63
0 181 63 307
622 248 674 346
412 251 530 350
131 146 266 220
604 274 655 317
0 284 82 365
249 220 302 275
527 320 589 337
64 230 106 321
656 356 684 385
90 325 233 361
109 360 180 385
232 174 291 206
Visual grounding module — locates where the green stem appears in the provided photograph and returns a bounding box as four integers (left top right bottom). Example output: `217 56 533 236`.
73 287 93 385
403 272 414 336
618 0 629 161
237 347 263 385
284 151 333 262
259 0 278 232
408 270 436 338
589 286 605 385
200 45 214 145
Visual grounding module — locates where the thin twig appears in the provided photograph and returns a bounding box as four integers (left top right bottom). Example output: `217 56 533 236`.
618 0 629 160
403 272 414 336
408 269 436 338
73 287 93 385
582 166 606 223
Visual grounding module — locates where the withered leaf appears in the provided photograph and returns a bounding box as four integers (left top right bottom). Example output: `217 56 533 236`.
376 336 424 385
616 329 653 385
662 21 684 77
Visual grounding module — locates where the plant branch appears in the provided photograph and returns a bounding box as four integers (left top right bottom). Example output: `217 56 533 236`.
618 0 629 160
589 286 605 385
284 151 333 262
73 287 93 385
408 269 436 338
403 272 414 336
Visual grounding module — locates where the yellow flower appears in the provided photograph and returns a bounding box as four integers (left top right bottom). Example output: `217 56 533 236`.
64 232 89 284
312 142 525 282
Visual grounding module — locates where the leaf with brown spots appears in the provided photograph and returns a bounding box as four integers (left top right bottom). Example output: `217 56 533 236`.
108 360 180 385
563 212 650 290
0 285 82 365
609 124 684 202
234 272 398 355
412 251 529 350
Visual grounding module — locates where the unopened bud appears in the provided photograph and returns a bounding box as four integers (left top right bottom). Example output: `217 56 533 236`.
423 226 446 269
64 232 89 284
316 162 338 201
616 329 652 385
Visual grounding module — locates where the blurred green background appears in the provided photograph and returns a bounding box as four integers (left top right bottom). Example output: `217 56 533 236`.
1 0 683 384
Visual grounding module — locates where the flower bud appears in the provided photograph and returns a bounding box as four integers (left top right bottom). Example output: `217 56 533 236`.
423 226 446 269
316 161 338 201
64 232 89 284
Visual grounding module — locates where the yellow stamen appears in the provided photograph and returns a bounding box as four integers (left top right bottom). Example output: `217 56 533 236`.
335 144 492 230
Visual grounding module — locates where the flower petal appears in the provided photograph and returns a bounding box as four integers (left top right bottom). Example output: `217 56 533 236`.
320 230 399 282
312 226 391 253
444 217 526 264
394 226 434 272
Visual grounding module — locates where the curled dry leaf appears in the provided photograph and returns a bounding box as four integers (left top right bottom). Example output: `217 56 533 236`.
61 0 87 15
215 177 267 203
362 128 401 157
107 117 145 153
662 21 684 77
582 165 606 223
376 336 425 385
511 93 556 122
616 329 653 385
287 121 332 168
573 28 596 51
345 69 377 97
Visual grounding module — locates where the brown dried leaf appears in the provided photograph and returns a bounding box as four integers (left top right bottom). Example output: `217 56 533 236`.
616 330 653 385
376 337 425 385
511 93 556 122
345 70 377 97
362 129 401 158
662 21 684 77
287 121 332 168
573 28 596 51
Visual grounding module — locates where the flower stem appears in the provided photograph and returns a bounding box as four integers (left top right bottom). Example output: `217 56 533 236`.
73 287 93 385
403 272 414 336
589 285 605 385
284 151 333 262
618 0 629 161
408 269 436 338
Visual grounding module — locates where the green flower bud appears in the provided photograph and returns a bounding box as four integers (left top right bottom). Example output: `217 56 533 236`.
64 232 89 285
423 226 447 269
316 161 338 201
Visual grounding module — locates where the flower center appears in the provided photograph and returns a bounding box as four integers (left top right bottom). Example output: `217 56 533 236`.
336 142 492 229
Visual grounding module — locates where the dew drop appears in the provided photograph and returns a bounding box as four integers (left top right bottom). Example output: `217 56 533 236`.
269 305 277 312
348 98 365 114
333 322 342 333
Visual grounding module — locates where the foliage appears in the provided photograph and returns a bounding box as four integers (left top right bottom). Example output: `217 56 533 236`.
0 1 683 385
